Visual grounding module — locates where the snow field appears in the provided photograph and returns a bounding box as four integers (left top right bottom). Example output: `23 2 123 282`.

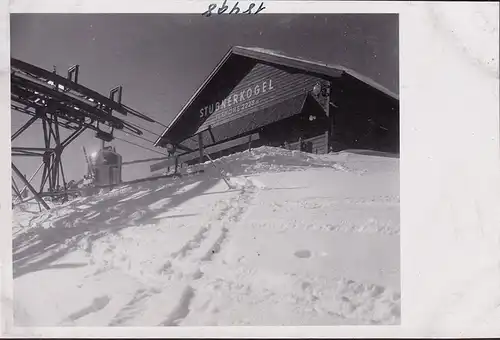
12 146 400 326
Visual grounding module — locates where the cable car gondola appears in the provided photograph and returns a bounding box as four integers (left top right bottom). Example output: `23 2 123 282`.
91 146 123 186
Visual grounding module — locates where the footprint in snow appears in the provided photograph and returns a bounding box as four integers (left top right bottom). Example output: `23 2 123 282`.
65 295 110 323
294 249 312 259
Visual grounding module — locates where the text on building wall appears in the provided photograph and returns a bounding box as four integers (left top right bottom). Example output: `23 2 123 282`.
200 78 274 118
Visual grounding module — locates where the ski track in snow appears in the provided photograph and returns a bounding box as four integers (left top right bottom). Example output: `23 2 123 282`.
178 202 399 325
12 147 400 326
107 179 259 326
109 288 155 326
159 183 258 326
63 295 111 325
160 285 196 326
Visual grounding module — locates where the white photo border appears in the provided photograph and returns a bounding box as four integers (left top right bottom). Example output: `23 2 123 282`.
2 1 499 338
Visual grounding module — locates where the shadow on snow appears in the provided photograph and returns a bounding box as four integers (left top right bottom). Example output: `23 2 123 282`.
12 147 348 279
12 172 222 279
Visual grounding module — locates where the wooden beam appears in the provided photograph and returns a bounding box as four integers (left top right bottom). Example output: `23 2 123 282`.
198 132 204 164
208 126 216 144
324 131 329 154
176 143 194 152
151 157 174 173
92 172 186 189
122 156 169 166
150 133 260 172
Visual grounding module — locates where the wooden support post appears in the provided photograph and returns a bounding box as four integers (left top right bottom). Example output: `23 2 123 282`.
198 132 204 164
248 134 252 151
174 156 179 174
208 126 216 144
325 80 332 152
324 131 329 154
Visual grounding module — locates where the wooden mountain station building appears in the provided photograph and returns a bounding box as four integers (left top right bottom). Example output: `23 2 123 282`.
151 46 399 173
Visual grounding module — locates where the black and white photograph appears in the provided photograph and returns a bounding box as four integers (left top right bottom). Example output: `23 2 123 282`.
10 13 400 327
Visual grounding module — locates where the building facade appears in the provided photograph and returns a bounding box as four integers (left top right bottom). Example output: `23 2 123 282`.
154 46 399 167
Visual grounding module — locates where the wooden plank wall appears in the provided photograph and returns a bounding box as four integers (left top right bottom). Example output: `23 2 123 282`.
174 62 330 152
286 132 329 154
198 63 327 132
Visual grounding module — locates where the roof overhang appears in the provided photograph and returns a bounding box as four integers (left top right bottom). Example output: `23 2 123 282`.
154 48 234 147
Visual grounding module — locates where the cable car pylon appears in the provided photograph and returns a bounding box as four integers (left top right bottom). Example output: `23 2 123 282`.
11 58 156 210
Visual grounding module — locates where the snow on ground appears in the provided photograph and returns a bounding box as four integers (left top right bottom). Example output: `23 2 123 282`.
12 146 400 326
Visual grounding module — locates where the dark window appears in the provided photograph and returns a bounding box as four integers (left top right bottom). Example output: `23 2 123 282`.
102 152 119 165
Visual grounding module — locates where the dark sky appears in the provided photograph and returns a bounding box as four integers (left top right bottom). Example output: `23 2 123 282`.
10 14 398 185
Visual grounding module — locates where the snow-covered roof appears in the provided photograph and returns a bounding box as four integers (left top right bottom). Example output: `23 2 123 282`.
233 46 399 101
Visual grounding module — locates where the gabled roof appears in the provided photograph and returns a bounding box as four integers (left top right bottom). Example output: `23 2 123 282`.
233 47 399 100
155 46 399 147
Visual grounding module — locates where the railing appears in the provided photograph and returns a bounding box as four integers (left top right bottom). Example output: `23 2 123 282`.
284 131 329 154
150 133 260 173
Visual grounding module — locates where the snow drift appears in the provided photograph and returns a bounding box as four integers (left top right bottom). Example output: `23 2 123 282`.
12 146 400 326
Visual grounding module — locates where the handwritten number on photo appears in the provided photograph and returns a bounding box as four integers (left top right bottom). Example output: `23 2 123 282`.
230 2 240 14
203 4 217 16
202 1 266 17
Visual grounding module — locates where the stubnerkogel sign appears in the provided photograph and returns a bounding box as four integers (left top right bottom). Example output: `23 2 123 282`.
200 79 275 119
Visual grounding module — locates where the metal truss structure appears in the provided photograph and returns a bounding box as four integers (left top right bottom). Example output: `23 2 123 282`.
11 58 156 210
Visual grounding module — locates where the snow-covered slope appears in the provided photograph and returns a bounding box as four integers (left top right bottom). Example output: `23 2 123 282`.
12 147 400 326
